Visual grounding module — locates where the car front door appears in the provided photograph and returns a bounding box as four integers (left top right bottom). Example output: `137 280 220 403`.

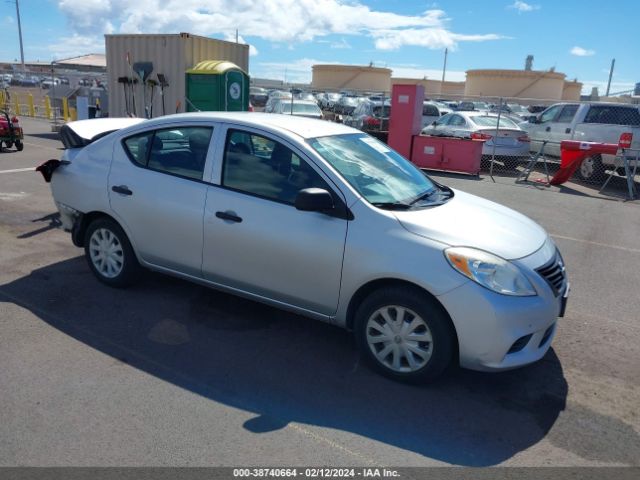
528 104 563 156
202 126 349 316
109 124 215 277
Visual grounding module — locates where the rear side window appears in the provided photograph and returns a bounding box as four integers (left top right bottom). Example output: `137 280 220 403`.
123 132 153 166
583 106 640 126
122 127 213 180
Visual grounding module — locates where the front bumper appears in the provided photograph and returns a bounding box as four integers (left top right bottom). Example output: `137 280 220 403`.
436 243 567 372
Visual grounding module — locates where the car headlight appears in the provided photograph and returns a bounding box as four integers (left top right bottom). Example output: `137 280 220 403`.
444 247 537 296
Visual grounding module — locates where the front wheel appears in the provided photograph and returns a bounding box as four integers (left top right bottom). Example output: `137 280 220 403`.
354 286 455 383
84 218 140 288
5 141 13 149
15 140 23 151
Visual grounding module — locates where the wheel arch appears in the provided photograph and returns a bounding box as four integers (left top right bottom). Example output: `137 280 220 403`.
345 278 459 353
73 211 125 247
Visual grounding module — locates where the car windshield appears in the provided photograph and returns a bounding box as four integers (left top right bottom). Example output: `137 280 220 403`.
308 133 439 206
470 115 519 128
282 103 321 114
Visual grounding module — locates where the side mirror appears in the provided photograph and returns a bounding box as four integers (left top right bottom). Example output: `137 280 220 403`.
527 115 538 124
431 121 437 126
295 188 334 212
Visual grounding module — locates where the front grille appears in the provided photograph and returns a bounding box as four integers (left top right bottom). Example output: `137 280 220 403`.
536 250 567 297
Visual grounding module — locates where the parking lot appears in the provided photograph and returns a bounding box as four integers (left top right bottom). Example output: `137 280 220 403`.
0 117 639 467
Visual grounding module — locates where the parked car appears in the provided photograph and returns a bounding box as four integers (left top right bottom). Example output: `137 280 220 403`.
421 101 451 128
266 99 323 119
37 113 568 383
264 91 293 113
520 102 640 181
249 87 268 107
295 92 317 103
41 78 61 89
421 112 531 167
21 76 40 87
333 95 361 115
320 92 342 110
343 100 390 134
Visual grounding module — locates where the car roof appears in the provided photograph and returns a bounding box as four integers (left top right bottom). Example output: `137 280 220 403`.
131 112 356 139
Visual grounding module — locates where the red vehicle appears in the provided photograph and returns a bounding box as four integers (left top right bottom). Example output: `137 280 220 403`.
0 110 24 151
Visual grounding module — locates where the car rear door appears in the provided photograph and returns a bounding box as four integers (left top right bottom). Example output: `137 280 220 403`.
108 123 216 277
202 125 348 316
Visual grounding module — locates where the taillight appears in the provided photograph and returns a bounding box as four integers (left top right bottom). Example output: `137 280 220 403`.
11 117 19 124
517 134 530 143
471 132 492 140
364 116 380 127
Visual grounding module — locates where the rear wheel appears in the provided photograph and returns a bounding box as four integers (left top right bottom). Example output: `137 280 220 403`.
354 286 455 383
84 218 140 288
15 140 23 151
577 154 605 183
5 141 13 149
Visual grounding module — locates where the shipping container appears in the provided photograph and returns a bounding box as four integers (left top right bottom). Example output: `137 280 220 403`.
106 33 249 118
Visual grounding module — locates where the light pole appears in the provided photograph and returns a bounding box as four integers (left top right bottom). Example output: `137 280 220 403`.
14 0 26 73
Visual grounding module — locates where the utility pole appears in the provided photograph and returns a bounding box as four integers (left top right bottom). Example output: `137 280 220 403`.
605 58 615 97
440 48 448 94
15 0 26 73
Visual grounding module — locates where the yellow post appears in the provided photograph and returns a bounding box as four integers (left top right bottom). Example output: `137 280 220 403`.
70 107 77 121
14 95 21 116
44 96 52 119
28 94 35 117
0 91 5 110
62 97 69 121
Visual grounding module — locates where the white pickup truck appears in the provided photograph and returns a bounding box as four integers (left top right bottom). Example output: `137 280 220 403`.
520 102 640 181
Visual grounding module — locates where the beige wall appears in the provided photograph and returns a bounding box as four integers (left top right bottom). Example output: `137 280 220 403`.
562 81 583 101
391 77 465 96
312 65 391 92
465 69 567 100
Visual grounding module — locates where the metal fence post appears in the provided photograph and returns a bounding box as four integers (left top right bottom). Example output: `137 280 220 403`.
489 97 503 181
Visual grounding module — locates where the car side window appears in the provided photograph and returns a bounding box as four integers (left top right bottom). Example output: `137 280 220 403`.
448 115 466 127
222 129 330 205
423 104 439 116
539 105 562 123
146 127 213 180
583 106 640 126
435 114 451 126
123 132 154 167
556 105 579 123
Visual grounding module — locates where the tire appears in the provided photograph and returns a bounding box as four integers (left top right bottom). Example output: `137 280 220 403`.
84 217 140 288
503 157 520 170
577 154 605 183
5 141 13 149
15 140 23 151
354 286 455 384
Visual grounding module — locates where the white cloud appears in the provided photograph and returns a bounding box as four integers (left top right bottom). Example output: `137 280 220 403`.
508 1 540 13
330 38 351 49
580 80 635 95
223 33 259 56
56 0 504 53
570 46 595 57
49 33 106 59
389 66 466 82
4 16 14 24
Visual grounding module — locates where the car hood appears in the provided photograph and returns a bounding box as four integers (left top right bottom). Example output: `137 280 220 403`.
392 189 547 260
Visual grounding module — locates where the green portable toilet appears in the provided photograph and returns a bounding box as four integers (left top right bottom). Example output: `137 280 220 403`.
185 60 249 112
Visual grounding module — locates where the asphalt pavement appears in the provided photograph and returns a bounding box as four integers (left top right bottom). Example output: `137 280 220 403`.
0 117 638 467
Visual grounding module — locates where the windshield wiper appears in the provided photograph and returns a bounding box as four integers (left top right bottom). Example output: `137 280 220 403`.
409 188 439 205
371 202 412 210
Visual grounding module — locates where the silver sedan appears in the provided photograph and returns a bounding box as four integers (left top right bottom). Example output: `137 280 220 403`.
38 113 567 383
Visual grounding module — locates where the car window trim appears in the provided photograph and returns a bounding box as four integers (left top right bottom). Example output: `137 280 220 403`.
217 125 353 220
120 124 215 183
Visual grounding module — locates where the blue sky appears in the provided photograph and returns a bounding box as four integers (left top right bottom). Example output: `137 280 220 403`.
1 0 637 94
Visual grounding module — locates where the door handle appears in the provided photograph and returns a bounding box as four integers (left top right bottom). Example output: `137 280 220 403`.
215 211 243 223
565 128 571 134
112 185 133 196
545 126 551 132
